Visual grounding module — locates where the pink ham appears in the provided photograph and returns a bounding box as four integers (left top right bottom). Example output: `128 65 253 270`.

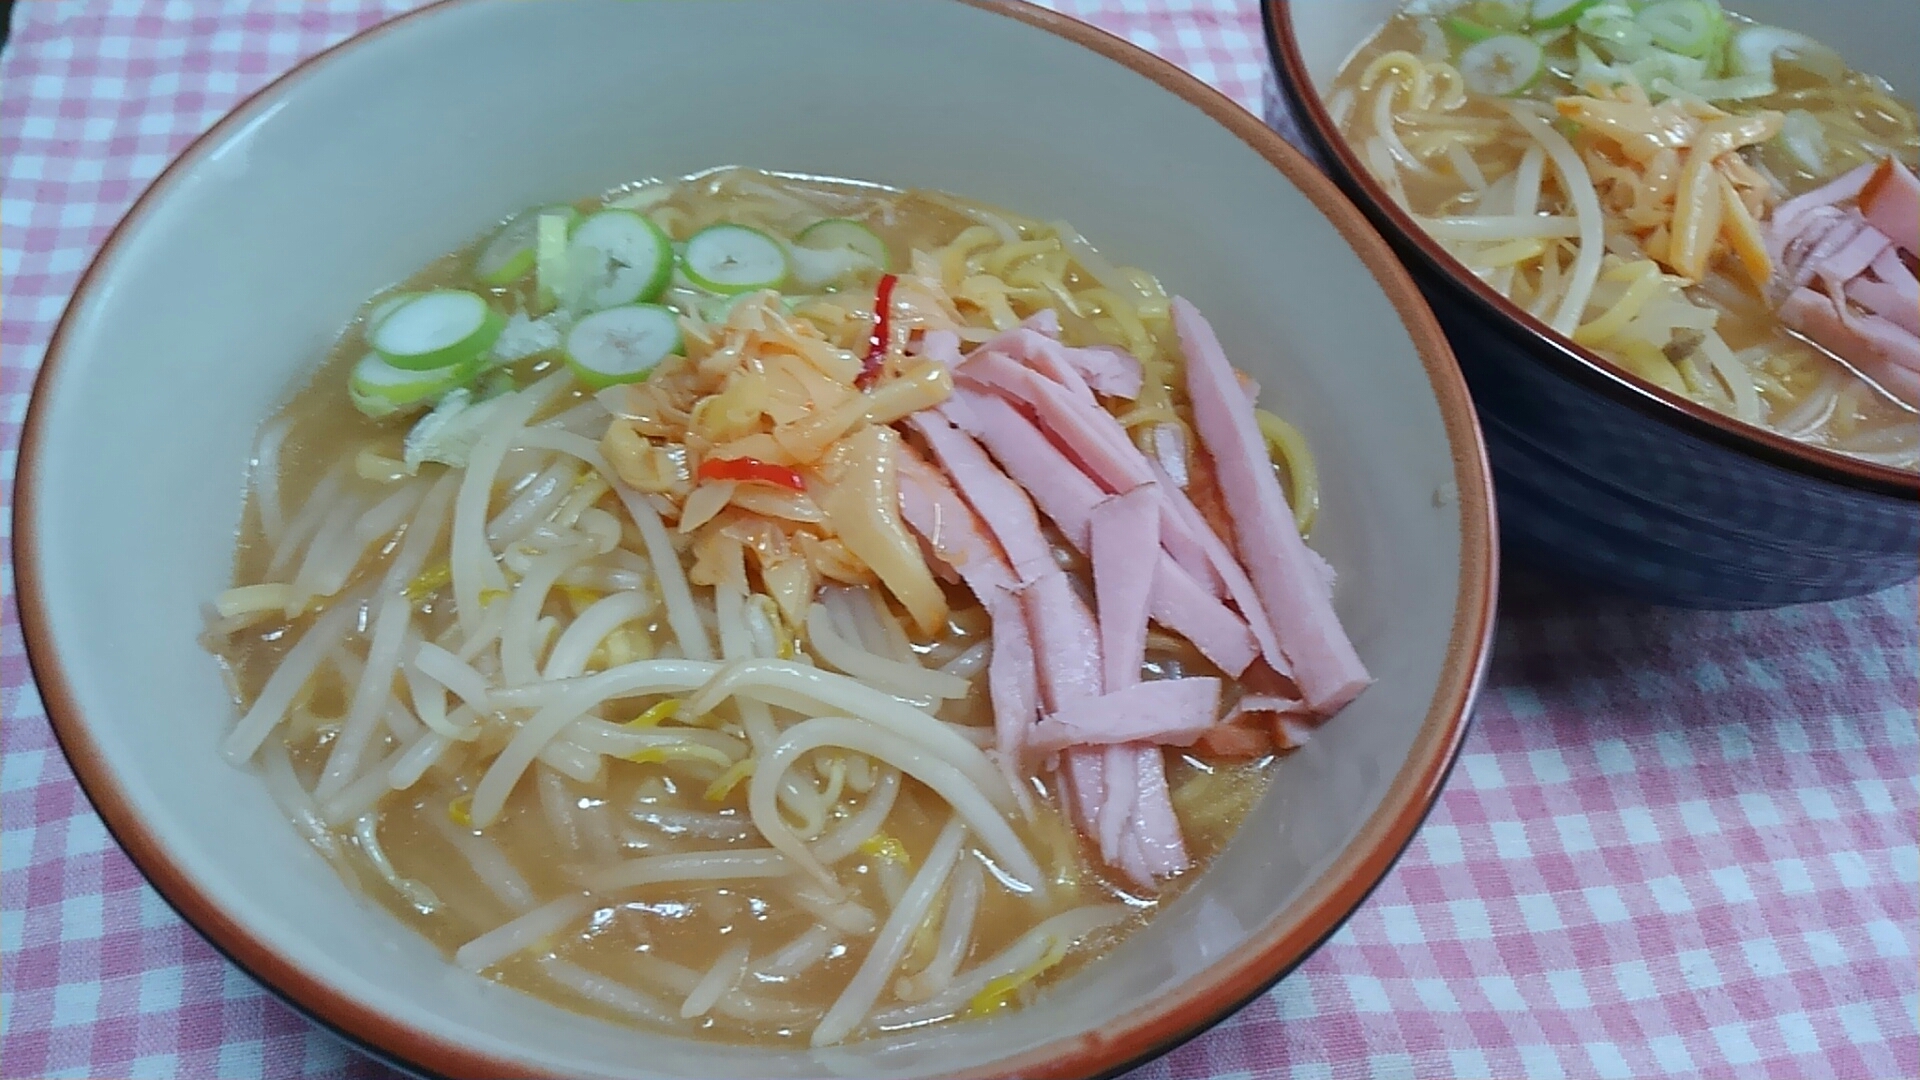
1851 247 1920 336
1779 287 1920 408
979 333 1101 407
1850 280 1920 337
1766 157 1920 386
1022 309 1063 338
916 329 965 367
1174 298 1371 714
907 412 1056 582
1859 157 1920 252
896 447 1036 774
1016 537 1184 886
1772 207 1864 292
961 351 1153 492
945 390 1103 544
1020 570 1104 709
983 327 1145 401
961 356 1223 594
900 422 1165 880
1068 345 1146 401
953 391 1260 676
1813 226 1894 294
1028 678 1224 753
1128 750 1189 877
1148 459 1290 678
1091 487 1159 691
1770 160 1878 243
1061 751 1106 842
1148 558 1260 677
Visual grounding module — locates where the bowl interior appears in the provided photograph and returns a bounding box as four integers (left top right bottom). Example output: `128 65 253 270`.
21 1 1489 1076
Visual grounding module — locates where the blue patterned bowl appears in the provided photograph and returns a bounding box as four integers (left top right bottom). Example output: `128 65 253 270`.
1264 0 1919 609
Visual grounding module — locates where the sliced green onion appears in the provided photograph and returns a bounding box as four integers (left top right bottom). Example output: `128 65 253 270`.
535 209 577 311
1459 34 1546 96
1635 0 1720 58
363 292 416 333
476 204 575 287
1578 7 1655 60
564 304 681 389
681 224 788 295
797 219 890 269
348 350 478 419
1444 15 1502 43
567 209 674 312
789 219 888 288
1529 0 1600 29
1465 0 1529 31
370 290 504 372
1729 24 1846 81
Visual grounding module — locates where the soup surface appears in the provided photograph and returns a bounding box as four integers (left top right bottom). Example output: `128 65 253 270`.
1331 0 1920 468
209 169 1366 1046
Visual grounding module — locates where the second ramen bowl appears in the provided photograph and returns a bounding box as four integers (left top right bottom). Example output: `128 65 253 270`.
15 1 1495 1077
1267 0 1920 609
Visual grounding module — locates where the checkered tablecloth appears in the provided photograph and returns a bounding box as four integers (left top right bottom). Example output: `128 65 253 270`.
2 2 1915 1078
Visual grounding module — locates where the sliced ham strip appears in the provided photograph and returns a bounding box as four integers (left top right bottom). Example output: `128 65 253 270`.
1062 751 1106 842
954 391 1259 675
1174 298 1371 713
896 444 1018 593
1020 569 1104 709
1020 561 1184 887
1850 279 1920 337
951 314 1144 401
917 329 965 367
1068 345 1146 401
1126 750 1189 879
960 351 1153 492
1770 160 1878 240
1001 329 1145 402
1097 744 1136 864
1148 559 1260 676
1859 157 1920 252
1773 209 1871 296
946 390 1103 545
907 412 1056 582
1779 287 1920 408
895 447 1035 776
1022 309 1063 338
979 333 1101 406
960 358 1223 594
1028 678 1223 752
1091 487 1159 691
896 438 1185 887
1149 459 1290 677
1812 226 1893 295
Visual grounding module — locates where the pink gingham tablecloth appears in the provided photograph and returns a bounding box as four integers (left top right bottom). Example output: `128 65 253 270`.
2 3 1915 1078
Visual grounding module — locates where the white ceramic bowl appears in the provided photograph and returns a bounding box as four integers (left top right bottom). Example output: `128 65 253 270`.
14 2 1496 1077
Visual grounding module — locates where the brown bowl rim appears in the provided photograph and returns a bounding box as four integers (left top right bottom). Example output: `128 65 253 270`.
1262 0 1920 502
11 1 1499 1076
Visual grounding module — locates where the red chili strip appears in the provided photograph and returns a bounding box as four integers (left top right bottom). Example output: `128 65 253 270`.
857 272 900 389
695 456 807 491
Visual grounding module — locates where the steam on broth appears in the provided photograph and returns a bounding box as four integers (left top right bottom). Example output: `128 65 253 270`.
1330 0 1920 468
208 168 1367 1046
